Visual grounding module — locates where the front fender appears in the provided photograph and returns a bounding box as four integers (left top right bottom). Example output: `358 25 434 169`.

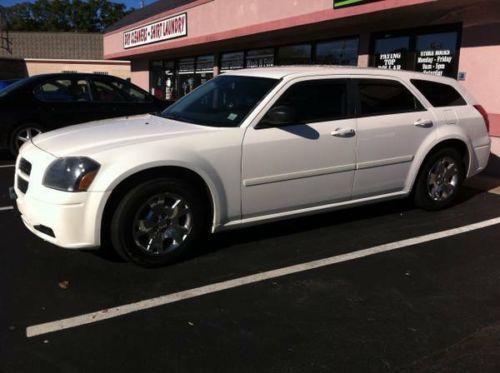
90 149 231 237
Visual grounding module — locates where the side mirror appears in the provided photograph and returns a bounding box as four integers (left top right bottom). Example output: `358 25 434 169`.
262 105 296 127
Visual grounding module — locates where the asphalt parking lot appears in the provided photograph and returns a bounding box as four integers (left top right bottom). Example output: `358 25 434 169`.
2 150 500 372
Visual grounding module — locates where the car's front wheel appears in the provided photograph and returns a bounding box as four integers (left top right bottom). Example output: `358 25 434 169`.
111 178 209 267
413 147 465 210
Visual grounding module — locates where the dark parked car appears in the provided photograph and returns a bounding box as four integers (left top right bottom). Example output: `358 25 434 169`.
0 73 172 155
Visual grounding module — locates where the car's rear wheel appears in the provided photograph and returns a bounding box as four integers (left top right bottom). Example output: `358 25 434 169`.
9 123 43 156
110 178 209 267
413 148 465 210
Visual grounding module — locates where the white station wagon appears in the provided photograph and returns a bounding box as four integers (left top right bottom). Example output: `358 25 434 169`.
13 67 491 267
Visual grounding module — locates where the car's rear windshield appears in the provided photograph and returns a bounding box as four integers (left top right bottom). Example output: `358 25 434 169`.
161 75 279 127
411 79 467 107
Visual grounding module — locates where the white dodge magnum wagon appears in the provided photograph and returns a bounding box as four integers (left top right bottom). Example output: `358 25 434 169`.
12 67 491 267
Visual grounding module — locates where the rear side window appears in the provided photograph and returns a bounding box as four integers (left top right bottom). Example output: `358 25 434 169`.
357 79 424 117
110 80 152 103
411 79 466 107
34 79 74 102
272 79 349 123
92 79 127 103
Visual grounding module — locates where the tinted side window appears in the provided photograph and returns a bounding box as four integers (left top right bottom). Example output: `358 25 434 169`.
411 79 466 107
110 80 152 103
357 79 424 116
92 79 127 103
272 80 349 123
34 79 74 102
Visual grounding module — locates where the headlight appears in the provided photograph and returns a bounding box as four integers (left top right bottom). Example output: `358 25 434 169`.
43 157 100 192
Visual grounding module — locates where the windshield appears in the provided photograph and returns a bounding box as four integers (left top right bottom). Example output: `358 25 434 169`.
161 75 279 127
0 78 27 98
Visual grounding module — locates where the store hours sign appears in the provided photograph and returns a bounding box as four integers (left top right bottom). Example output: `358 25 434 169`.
123 13 187 49
416 49 454 77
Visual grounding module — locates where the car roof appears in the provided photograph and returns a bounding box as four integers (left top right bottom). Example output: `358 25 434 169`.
224 65 458 84
26 73 125 81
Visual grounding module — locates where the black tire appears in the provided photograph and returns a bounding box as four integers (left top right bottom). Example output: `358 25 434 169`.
413 147 465 211
9 123 43 156
110 178 209 268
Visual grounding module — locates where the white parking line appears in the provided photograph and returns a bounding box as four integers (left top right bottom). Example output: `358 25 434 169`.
0 206 14 211
0 164 15 168
26 216 500 338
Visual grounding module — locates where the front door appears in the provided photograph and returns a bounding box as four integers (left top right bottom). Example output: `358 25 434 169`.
241 78 357 218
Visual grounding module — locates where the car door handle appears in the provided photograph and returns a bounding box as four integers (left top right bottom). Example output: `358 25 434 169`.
414 119 434 128
331 128 356 137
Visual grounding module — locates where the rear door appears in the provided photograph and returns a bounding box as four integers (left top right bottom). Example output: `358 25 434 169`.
34 77 96 129
352 77 438 198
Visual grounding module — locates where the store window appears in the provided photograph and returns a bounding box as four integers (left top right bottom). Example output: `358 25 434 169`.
150 60 165 99
220 52 244 72
150 60 177 100
316 38 359 66
246 48 275 68
277 44 312 65
373 36 410 71
178 58 196 97
415 31 459 77
195 55 214 86
163 61 177 100
371 26 460 78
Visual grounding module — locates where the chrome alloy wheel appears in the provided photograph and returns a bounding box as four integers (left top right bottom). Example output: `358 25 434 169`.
16 127 42 150
132 192 193 255
426 156 460 202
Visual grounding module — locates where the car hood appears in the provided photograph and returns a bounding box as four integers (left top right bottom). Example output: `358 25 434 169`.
32 114 215 157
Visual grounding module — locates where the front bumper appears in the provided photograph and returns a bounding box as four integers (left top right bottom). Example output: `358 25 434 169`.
13 142 110 249
16 193 105 249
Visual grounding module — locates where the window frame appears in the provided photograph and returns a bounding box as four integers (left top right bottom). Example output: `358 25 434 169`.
352 77 427 118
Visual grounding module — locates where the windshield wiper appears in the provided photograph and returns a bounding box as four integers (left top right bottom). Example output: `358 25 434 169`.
162 113 179 120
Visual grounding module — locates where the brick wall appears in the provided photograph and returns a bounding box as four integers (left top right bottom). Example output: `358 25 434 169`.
0 32 103 60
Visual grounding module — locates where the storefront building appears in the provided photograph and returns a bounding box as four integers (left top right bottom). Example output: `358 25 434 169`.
104 0 500 135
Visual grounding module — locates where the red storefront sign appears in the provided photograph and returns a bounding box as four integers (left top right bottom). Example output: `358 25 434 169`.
123 13 187 49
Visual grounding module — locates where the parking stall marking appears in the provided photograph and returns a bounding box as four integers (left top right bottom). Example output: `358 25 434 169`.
26 216 500 338
0 164 15 168
0 206 14 211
